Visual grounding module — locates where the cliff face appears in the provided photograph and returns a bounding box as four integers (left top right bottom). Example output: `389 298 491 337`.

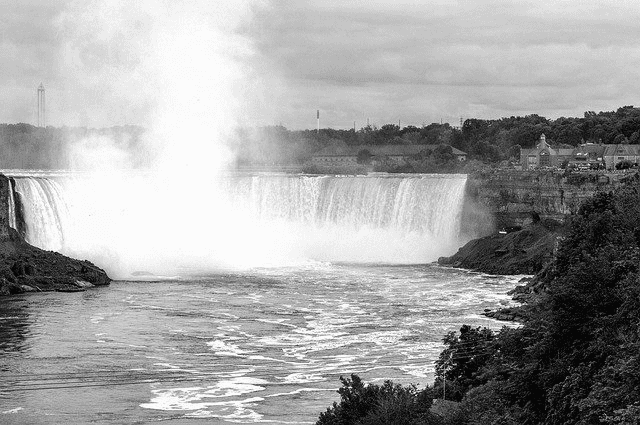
446 170 636 275
464 170 628 230
0 174 111 295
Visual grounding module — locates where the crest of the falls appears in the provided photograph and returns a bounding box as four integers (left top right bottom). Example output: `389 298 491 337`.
11 173 468 276
225 175 465 238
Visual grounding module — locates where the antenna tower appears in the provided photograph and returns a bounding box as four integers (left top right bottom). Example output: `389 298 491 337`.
37 83 46 127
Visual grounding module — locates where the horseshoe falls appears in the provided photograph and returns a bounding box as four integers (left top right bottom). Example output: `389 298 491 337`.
11 173 468 276
1 172 524 425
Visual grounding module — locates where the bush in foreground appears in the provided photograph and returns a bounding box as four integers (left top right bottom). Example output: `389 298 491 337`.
316 374 439 425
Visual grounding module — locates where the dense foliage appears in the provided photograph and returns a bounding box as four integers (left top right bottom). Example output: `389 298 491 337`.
317 375 439 425
317 178 640 424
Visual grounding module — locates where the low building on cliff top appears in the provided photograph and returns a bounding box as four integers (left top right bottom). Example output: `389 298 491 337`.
569 143 606 169
521 134 640 170
603 144 640 169
311 144 467 168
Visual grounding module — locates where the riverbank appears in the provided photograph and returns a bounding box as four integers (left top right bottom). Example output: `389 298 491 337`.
438 220 567 321
0 174 110 295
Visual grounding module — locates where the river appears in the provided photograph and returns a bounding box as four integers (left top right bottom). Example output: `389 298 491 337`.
0 264 520 424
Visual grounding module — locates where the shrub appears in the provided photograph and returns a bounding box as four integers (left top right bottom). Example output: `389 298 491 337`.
316 374 438 425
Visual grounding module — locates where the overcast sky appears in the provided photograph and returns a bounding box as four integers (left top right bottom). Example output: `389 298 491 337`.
3 0 640 129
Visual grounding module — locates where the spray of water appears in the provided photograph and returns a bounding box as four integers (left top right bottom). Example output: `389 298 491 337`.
22 1 471 278
50 0 266 275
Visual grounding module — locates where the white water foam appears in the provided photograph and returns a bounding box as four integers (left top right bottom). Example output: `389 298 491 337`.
12 173 469 277
141 378 268 422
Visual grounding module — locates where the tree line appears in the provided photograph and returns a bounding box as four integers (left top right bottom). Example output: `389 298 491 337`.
232 106 640 166
4 106 640 169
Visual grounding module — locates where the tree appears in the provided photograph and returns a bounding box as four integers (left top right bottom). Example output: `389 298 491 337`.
434 325 496 401
316 375 437 425
616 160 634 170
357 149 373 164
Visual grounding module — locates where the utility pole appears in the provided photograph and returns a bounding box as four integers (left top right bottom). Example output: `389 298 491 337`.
316 110 320 134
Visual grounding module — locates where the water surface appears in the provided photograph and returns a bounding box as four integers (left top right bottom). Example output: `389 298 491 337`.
0 264 520 424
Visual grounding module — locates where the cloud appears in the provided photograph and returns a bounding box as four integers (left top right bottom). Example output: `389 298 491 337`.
3 0 640 128
243 0 640 128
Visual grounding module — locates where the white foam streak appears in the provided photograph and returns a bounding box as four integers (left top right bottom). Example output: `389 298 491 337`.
141 377 267 421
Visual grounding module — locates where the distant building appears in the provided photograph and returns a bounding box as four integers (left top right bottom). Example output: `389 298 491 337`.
603 144 640 169
521 134 640 170
567 144 604 169
520 134 572 170
311 144 467 167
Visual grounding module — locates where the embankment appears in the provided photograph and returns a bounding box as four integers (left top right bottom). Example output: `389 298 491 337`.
0 174 110 295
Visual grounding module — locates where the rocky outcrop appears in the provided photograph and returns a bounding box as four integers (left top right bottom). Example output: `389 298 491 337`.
438 222 565 275
0 174 110 296
464 170 630 230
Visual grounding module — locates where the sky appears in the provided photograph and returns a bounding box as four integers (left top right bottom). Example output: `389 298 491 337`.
3 0 640 129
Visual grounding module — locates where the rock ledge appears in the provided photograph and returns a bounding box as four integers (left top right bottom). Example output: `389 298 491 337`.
0 174 110 296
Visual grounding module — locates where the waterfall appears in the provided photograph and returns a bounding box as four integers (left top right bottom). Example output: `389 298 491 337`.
13 178 70 251
7 178 17 230
225 175 466 240
12 173 468 274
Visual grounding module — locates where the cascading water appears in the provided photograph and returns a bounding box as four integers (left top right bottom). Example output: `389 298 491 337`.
7 178 17 231
13 177 70 250
11 173 469 276
225 174 466 238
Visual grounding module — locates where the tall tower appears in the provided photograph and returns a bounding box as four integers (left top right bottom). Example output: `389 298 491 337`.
37 83 46 127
